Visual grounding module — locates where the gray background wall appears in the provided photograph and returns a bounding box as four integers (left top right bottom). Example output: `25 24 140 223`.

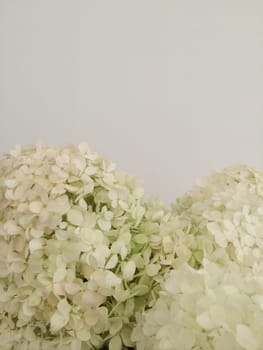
1 0 263 204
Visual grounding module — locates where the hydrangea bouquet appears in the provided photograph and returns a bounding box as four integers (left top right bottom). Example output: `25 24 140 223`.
0 143 263 350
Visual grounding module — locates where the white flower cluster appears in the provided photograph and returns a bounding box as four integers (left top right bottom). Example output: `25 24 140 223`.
0 143 149 350
0 143 201 350
2 145 263 350
132 260 263 350
132 165 263 350
173 165 263 269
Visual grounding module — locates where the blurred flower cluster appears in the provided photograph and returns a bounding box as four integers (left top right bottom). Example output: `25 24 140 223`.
1 144 263 350
132 165 263 350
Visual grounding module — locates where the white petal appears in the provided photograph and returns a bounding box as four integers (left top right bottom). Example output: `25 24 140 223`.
53 267 67 283
76 328 91 341
109 335 122 350
57 298 71 315
122 261 136 281
105 271 121 287
5 179 17 188
29 201 43 214
64 283 81 295
207 222 227 248
109 317 123 335
98 219 111 231
67 209 83 226
236 324 259 350
196 312 214 330
50 312 69 332
146 263 161 277
105 255 118 269
29 238 44 252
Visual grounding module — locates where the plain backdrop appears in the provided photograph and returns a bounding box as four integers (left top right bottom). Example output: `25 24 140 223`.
0 0 263 204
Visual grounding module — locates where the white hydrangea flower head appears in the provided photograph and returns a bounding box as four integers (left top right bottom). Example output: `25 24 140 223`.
173 165 263 270
132 165 263 350
132 260 263 350
0 143 150 349
0 143 199 350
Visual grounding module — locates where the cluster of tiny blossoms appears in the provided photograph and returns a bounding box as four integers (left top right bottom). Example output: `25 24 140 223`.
3 145 262 350
132 165 263 350
132 260 263 350
0 143 200 350
173 165 263 270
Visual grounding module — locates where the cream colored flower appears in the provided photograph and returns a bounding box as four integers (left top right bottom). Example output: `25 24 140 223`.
0 143 193 349
132 261 263 350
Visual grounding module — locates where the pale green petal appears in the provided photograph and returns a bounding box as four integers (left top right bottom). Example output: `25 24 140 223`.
109 335 122 350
